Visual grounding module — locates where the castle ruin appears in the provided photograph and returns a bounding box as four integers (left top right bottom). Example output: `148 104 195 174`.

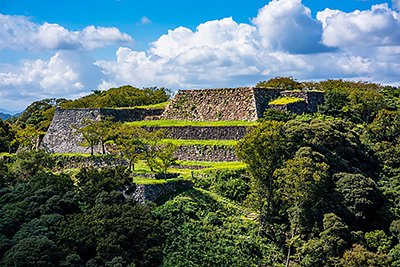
42 87 324 158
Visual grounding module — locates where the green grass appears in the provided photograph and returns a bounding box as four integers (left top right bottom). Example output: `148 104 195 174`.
133 160 246 180
126 120 258 127
132 177 183 185
132 101 170 109
161 139 237 146
269 97 305 105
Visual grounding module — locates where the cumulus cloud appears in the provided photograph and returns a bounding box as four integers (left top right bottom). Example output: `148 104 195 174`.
253 0 330 54
0 51 104 110
2 0 400 111
317 4 400 48
0 14 133 51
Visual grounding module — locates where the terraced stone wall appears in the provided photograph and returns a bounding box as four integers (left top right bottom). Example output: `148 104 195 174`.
42 108 163 153
143 126 249 140
161 88 260 121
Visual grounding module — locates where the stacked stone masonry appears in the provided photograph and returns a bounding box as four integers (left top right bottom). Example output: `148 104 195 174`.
143 126 249 140
42 88 324 157
42 108 163 154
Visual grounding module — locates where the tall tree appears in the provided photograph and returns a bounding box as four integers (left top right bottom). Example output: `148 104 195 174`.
236 121 287 234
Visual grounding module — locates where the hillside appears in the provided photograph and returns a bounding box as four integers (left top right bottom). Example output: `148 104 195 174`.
1 78 400 266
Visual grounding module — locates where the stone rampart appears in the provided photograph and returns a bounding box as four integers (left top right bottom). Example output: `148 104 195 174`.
42 108 163 153
130 181 193 203
175 145 237 162
280 91 324 112
143 126 249 140
161 88 259 121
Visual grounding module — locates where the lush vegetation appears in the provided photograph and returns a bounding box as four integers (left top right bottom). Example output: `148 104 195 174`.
60 86 170 109
1 78 400 266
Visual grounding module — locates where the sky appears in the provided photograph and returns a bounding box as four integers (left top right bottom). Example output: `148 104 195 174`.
0 0 399 112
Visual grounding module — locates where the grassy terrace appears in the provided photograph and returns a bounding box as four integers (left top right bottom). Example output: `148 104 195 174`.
114 101 170 109
269 97 304 105
126 120 258 127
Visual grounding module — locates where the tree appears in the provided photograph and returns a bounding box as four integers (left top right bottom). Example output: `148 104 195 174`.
75 120 101 156
274 151 329 266
93 116 115 154
1 237 62 267
340 244 392 267
13 125 45 151
0 119 14 153
114 125 146 171
236 121 287 233
256 76 304 90
153 142 178 176
139 130 165 172
334 173 379 224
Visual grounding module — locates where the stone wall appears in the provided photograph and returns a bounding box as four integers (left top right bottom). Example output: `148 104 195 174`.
52 155 128 170
175 145 237 162
130 181 193 203
143 126 249 140
280 91 324 112
269 101 308 114
42 108 163 153
253 88 281 118
161 88 259 121
161 87 324 121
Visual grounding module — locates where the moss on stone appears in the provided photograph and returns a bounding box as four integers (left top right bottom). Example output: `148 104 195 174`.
269 97 305 105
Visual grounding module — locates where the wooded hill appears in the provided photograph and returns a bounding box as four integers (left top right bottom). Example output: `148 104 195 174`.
1 78 400 266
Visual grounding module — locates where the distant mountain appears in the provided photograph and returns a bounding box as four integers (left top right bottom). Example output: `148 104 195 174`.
0 112 11 120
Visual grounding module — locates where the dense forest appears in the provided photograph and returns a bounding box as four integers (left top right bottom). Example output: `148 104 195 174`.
1 78 400 266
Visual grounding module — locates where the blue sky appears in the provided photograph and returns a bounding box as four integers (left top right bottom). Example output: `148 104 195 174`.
0 0 399 112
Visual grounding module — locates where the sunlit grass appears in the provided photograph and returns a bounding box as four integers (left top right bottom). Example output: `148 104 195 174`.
269 97 304 105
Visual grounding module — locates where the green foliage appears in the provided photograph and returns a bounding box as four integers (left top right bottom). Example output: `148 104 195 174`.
340 244 392 267
256 76 304 90
364 230 392 253
10 150 54 180
2 236 62 267
154 189 283 266
318 80 386 123
335 173 380 224
0 120 14 153
262 109 294 122
60 85 170 109
193 169 250 202
14 98 65 132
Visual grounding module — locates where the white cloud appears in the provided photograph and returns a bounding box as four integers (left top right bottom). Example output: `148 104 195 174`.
0 14 133 51
2 0 400 111
253 0 329 54
317 4 400 47
0 51 104 110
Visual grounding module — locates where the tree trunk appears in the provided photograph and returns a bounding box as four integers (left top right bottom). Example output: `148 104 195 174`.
285 226 297 267
90 146 94 156
101 141 105 154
